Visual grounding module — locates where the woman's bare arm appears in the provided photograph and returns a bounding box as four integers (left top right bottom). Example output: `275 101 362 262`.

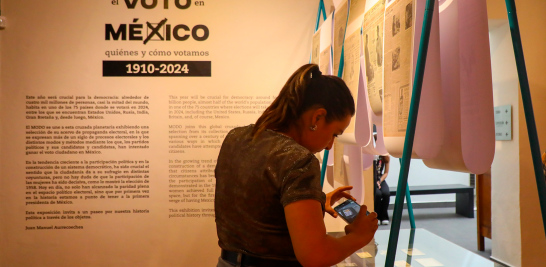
284 200 378 267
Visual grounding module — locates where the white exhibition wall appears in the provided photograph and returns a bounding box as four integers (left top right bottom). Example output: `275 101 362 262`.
489 20 521 267
0 1 323 266
385 158 470 204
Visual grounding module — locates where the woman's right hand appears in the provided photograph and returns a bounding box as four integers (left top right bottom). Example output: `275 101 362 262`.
344 205 378 245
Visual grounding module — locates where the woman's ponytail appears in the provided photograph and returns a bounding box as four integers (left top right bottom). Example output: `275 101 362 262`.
252 64 354 138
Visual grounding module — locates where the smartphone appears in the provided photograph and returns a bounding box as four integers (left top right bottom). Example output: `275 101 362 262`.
333 199 369 224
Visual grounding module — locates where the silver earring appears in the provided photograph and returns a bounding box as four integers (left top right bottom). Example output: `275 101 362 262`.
309 125 317 131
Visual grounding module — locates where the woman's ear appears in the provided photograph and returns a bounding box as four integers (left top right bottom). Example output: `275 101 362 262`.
311 108 328 125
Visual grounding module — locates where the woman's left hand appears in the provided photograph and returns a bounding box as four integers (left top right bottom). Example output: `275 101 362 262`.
325 186 356 218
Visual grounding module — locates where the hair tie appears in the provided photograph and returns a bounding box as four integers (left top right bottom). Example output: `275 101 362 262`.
312 69 322 79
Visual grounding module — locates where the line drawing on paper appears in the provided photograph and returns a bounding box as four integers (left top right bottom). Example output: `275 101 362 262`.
397 84 410 132
392 14 400 36
392 47 401 71
365 34 375 82
362 0 386 116
376 25 383 66
405 3 413 30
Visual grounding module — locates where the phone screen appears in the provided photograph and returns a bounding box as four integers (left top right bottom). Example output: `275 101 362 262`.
333 199 368 224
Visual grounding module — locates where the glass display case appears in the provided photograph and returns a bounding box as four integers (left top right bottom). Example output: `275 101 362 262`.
329 229 499 267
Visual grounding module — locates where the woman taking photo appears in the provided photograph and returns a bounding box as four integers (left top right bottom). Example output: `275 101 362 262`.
215 64 378 267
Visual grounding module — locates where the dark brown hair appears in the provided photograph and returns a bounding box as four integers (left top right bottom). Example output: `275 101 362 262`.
252 64 355 138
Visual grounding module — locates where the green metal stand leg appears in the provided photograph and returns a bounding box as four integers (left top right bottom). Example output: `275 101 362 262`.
385 0 436 266
504 0 546 236
406 228 416 266
314 0 327 32
399 159 416 229
317 0 328 187
406 185 416 229
320 150 329 186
